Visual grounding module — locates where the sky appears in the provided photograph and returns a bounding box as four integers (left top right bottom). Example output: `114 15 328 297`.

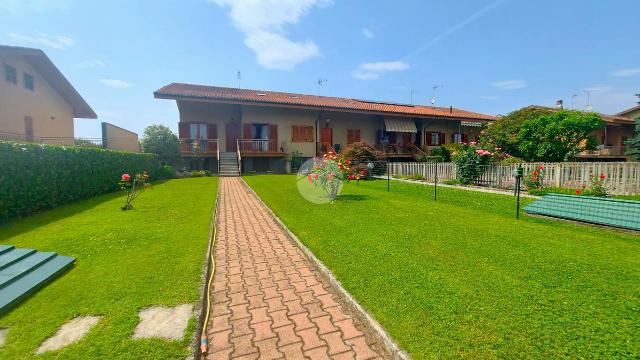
1 0 639 138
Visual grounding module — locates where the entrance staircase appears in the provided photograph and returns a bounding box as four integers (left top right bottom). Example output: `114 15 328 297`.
0 245 75 315
219 152 240 177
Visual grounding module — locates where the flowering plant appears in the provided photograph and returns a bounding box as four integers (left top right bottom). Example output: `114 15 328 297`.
119 172 151 210
524 165 545 189
589 172 609 197
307 151 364 199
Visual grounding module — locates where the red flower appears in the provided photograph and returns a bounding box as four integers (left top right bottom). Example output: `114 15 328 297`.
348 174 356 180
599 173 606 180
313 173 319 179
307 174 313 184
345 160 351 165
538 165 544 170
121 173 130 181
575 189 582 195
532 170 539 177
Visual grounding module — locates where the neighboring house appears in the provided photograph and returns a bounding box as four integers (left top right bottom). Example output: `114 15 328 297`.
525 105 636 161
0 45 96 142
617 104 640 122
101 122 139 152
154 83 496 173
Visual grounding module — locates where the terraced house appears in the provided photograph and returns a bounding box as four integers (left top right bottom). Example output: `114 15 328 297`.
155 83 495 174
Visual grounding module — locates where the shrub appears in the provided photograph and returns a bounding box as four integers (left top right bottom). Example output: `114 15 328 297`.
524 165 545 189
338 142 386 175
190 170 211 177
430 146 451 162
158 165 177 179
0 141 160 222
452 143 492 185
589 173 609 197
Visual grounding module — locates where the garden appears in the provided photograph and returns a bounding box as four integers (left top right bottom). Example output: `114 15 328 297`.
245 174 640 359
0 177 217 359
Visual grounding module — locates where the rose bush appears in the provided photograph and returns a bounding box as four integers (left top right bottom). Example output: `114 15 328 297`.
119 171 152 210
307 151 365 199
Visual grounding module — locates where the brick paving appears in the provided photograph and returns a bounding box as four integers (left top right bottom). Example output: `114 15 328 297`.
206 177 387 359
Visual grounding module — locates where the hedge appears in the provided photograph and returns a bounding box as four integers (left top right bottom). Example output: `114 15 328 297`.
0 141 161 222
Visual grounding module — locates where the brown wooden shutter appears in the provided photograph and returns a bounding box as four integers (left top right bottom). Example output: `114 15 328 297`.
462 134 469 143
268 124 277 142
440 132 446 145
304 126 313 142
425 132 433 146
178 122 189 139
355 129 361 143
243 123 252 139
207 124 217 139
347 129 354 144
291 125 299 142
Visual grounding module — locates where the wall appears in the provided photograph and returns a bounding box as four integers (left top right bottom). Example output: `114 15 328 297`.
101 122 139 152
0 52 75 139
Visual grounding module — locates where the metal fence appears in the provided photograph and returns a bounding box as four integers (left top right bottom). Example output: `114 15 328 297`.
389 161 640 195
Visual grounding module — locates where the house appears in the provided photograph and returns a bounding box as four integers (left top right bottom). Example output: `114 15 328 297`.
101 122 139 152
0 45 97 143
154 83 496 173
525 104 636 161
617 104 640 122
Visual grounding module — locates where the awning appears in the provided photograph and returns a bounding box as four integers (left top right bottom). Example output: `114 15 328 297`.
384 118 417 133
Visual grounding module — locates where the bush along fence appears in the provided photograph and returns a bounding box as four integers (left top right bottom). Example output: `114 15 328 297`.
0 141 161 222
388 161 640 195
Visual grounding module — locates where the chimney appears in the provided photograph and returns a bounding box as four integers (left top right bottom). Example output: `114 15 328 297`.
556 100 563 109
449 106 453 114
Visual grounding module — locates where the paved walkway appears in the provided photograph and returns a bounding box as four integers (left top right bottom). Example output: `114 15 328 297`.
206 178 387 360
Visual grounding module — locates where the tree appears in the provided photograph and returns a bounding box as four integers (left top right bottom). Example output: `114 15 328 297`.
140 125 181 165
627 118 640 160
517 110 603 162
480 107 549 158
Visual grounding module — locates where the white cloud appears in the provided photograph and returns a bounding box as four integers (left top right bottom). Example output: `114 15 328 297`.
352 61 409 80
210 0 331 70
361 28 374 39
491 79 527 90
7 32 74 49
611 68 640 77
75 60 106 69
100 79 133 88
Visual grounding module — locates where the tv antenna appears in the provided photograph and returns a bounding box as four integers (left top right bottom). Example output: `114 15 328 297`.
410 89 419 105
317 78 328 94
430 85 442 106
571 94 578 109
237 71 241 89
584 89 592 111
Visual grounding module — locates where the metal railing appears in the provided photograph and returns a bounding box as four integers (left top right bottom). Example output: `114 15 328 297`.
0 131 104 147
179 138 219 155
236 139 281 153
374 143 415 155
236 140 242 174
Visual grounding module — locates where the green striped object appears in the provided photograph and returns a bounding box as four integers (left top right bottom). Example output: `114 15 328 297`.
0 245 75 315
524 194 640 231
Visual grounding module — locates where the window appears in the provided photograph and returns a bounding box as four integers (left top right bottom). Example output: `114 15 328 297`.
425 131 445 146
292 125 314 142
451 133 468 144
4 64 17 85
347 129 361 144
23 73 34 91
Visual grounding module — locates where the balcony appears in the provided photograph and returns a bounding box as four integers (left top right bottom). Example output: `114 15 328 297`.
374 143 419 157
180 138 219 156
237 139 286 156
577 145 629 159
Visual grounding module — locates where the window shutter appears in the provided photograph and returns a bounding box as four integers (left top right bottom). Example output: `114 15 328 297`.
207 124 217 139
354 129 361 143
347 129 354 144
462 134 469 143
243 123 252 138
178 123 189 139
268 124 278 142
440 132 446 145
305 126 314 142
292 125 299 142
425 132 433 146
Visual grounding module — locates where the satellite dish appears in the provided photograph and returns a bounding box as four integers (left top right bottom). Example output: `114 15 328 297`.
430 98 436 105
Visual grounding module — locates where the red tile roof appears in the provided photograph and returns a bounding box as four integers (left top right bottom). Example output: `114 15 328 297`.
154 83 496 121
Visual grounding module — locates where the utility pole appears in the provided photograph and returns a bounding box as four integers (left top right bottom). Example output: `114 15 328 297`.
571 94 578 109
237 71 241 89
584 90 592 111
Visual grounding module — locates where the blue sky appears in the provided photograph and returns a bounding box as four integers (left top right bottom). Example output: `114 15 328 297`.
1 0 638 138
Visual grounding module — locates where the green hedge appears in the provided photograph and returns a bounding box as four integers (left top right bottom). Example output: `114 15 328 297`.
0 141 161 222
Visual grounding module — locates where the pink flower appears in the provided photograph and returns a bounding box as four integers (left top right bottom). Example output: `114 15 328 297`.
121 173 130 181
470 141 477 146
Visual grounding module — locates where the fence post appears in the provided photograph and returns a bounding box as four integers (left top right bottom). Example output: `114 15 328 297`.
434 161 438 201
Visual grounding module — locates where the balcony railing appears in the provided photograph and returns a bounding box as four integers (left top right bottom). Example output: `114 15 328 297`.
374 143 415 155
578 146 628 157
237 139 281 153
180 138 219 156
0 131 104 147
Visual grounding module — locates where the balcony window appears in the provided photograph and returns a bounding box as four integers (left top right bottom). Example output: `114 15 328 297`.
189 123 208 152
23 73 34 91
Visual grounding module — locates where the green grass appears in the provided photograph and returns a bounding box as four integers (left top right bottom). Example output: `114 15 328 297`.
244 175 640 359
614 194 640 201
0 177 217 359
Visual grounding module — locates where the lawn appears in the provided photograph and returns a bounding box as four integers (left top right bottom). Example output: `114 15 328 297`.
0 177 217 359
244 175 640 359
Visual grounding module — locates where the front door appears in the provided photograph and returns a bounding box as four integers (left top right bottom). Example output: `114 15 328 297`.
24 116 33 141
225 123 241 152
321 127 332 153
